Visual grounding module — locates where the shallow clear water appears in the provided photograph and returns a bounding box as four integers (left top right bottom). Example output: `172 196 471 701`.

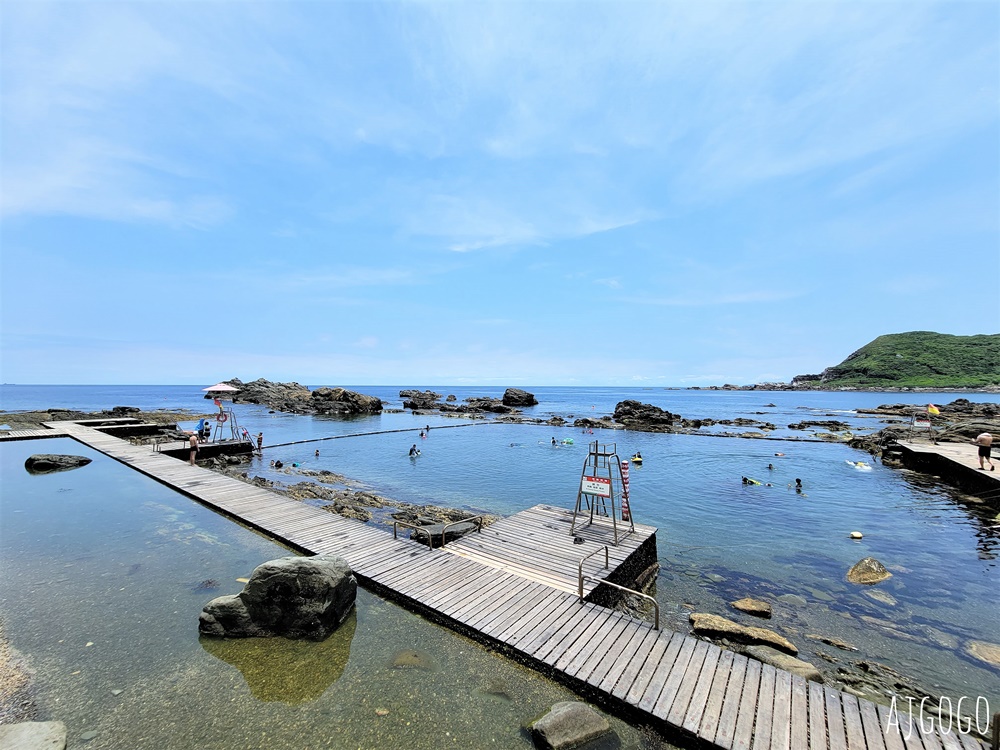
0 437 665 750
4 386 1000 721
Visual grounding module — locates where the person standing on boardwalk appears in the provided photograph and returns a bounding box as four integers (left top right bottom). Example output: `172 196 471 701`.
973 432 994 471
256 432 263 452
189 432 199 466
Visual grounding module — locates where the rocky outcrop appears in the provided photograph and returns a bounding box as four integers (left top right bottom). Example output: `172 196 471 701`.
846 557 892 585
612 400 680 431
400 390 442 409
788 420 852 431
199 555 356 640
502 388 537 407
310 387 382 415
529 701 613 750
225 378 381 416
689 613 798 655
23 454 92 475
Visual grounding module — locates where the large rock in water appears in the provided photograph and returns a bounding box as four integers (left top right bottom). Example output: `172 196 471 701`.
613 400 680 431
529 701 613 750
24 454 92 474
199 555 356 640
846 557 893 585
689 613 798 655
310 387 382 415
502 388 538 407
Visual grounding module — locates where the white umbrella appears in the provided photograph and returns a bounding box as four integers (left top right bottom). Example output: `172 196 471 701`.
202 383 240 392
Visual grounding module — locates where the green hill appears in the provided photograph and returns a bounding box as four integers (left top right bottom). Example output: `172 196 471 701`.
798 332 1000 388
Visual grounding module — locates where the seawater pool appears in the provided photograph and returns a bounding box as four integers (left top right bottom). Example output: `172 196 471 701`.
232 410 1000 708
0 437 666 750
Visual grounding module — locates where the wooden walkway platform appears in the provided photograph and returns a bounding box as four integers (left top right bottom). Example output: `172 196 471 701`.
6 421 988 750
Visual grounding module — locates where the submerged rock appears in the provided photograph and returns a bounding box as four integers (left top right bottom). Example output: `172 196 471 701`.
846 557 893 585
24 454 92 475
199 555 356 640
964 640 1000 669
390 648 436 671
743 645 823 683
730 597 772 619
689 613 798 655
0 722 67 749
529 701 613 750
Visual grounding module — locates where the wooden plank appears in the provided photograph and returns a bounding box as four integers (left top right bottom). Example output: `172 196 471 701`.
552 609 621 673
563 611 630 679
693 648 735 740
496 590 567 643
681 643 723 734
528 602 596 661
732 656 761 750
597 625 661 695
533 604 607 664
640 635 696 715
876 704 911 750
789 675 810 750
479 583 553 637
622 632 679 705
713 652 749 750
663 639 712 725
511 596 581 652
859 699 888 750
842 693 866 750
770 668 791 750
584 619 651 690
752 663 777 750
808 675 829 750
825 687 848 750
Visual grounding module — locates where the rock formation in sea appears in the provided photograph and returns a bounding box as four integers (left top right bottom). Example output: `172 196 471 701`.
224 378 382 416
199 555 357 640
23 454 92 474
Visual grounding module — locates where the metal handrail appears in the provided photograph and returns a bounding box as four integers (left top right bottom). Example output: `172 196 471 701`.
392 519 431 548
393 515 484 549
577 545 609 598
581 575 660 630
440 515 483 548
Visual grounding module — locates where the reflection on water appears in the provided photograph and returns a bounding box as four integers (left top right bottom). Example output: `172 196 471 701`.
200 611 357 704
0 438 670 750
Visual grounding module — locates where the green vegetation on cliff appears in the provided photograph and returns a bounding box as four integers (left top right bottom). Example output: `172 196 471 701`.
812 332 1000 388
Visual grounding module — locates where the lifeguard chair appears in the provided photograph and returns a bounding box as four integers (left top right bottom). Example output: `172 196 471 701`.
570 441 634 546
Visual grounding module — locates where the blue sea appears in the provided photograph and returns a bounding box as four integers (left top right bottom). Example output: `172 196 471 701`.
3 384 1000 724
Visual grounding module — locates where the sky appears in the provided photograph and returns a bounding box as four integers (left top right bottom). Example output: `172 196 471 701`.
1 1 998 387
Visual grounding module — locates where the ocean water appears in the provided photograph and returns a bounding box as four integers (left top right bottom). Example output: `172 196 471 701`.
3 385 1000 722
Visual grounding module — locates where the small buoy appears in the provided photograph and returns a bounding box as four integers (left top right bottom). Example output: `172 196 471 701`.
850 531 863 539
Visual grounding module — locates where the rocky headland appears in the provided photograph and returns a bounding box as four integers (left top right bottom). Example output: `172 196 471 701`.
221 378 383 416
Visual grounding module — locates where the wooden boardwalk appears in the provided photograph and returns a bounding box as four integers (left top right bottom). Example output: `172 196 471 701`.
7 421 988 750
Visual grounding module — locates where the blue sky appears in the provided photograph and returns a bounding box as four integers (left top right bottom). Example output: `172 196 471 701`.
1 1 997 386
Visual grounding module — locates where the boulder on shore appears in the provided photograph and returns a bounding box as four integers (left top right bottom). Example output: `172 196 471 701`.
846 557 893 585
689 612 798 655
24 454 92 475
199 555 356 640
529 701 613 750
